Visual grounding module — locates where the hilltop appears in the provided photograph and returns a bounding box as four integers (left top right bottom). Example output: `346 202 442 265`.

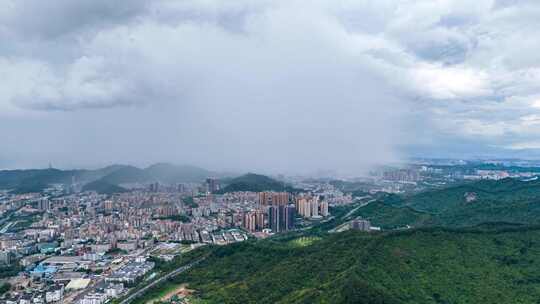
98 165 151 184
81 180 127 195
145 163 211 183
351 201 432 229
216 173 298 194
0 168 75 190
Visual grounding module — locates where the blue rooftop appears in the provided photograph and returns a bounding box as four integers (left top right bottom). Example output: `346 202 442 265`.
31 263 58 275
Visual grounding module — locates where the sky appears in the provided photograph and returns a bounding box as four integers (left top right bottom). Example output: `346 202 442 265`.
1 0 540 173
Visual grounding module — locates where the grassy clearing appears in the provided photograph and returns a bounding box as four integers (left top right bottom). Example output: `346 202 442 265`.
288 236 322 248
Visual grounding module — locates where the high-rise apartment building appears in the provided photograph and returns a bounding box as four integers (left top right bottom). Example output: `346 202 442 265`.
38 198 50 211
285 205 295 230
296 196 329 219
255 210 266 231
242 210 267 232
350 219 371 231
310 200 319 217
243 212 257 232
268 205 295 233
320 201 329 217
206 178 220 193
259 192 289 206
149 182 159 193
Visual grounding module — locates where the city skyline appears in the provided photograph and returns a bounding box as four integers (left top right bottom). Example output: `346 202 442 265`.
2 157 538 303
3 2 540 303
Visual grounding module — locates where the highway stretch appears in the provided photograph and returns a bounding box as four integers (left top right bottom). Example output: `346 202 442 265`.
119 257 207 304
343 198 376 219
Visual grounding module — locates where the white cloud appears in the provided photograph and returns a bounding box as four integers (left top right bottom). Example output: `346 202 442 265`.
411 64 491 99
507 141 540 150
2 0 540 168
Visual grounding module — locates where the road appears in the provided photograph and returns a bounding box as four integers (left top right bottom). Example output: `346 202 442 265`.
343 199 375 219
0 221 16 233
119 257 206 304
328 199 376 233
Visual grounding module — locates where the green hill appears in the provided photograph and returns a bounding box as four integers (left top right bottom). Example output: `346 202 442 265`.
81 180 127 195
396 178 540 213
352 197 540 230
0 166 129 191
352 201 432 229
0 168 73 190
145 163 210 183
99 165 151 184
93 163 212 185
76 164 133 182
9 180 49 194
355 178 540 229
432 197 540 227
134 226 540 304
217 173 298 193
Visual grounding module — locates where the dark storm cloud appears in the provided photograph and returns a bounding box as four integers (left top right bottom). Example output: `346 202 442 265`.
1 0 148 38
2 0 540 172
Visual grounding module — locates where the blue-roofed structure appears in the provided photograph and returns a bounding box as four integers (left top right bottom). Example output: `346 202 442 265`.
30 263 58 278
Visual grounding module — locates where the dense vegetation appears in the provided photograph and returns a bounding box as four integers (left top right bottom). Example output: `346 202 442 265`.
183 196 198 208
82 180 127 195
153 214 191 223
9 180 49 194
395 178 540 213
135 225 540 304
0 263 22 279
348 178 540 230
352 201 432 229
0 168 71 189
346 178 540 229
217 173 298 194
0 283 10 295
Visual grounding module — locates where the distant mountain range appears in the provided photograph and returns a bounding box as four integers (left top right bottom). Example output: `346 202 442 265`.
100 163 216 185
0 163 214 193
0 163 300 195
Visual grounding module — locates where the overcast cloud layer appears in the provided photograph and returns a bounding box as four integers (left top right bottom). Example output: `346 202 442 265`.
1 0 540 173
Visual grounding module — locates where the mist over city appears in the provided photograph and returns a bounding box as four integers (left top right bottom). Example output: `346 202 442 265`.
2 1 540 304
